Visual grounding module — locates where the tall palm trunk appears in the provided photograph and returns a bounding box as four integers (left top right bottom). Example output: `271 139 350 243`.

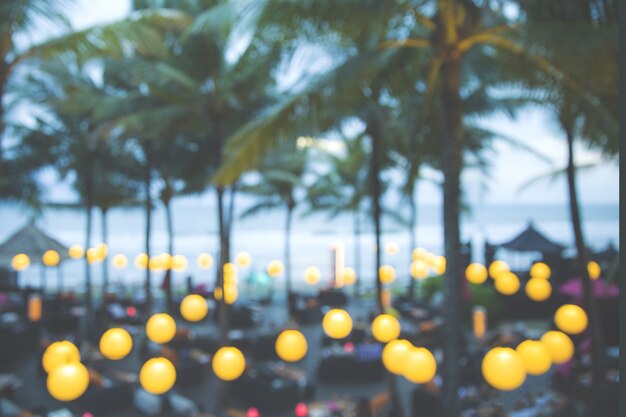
83 170 94 342
285 202 294 318
164 192 174 313
441 55 464 417
407 181 418 300
216 186 230 344
0 61 8 155
100 207 109 295
143 143 153 315
564 123 606 411
353 210 361 297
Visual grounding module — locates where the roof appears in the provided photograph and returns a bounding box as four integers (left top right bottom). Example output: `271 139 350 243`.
497 221 565 254
0 222 69 266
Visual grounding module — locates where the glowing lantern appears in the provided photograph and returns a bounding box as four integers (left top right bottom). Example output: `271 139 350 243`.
96 243 108 259
28 294 42 322
267 260 284 277
145 313 176 344
214 287 223 300
516 340 552 375
371 314 401 343
275 329 308 362
385 242 399 255
431 256 446 275
412 248 427 261
86 247 100 264
112 254 128 269
180 294 208 322
42 341 81 373
472 306 487 340
525 278 552 301
43 250 60 267
343 267 357 285
223 283 238 304
134 253 148 270
554 304 588 335
488 260 510 279
197 253 213 269
158 253 172 269
68 245 84 259
235 252 252 267
481 347 526 391
382 339 412 375
295 403 308 417
540 331 574 364
148 256 165 272
410 260 429 280
140 357 176 395
212 347 246 381
530 262 551 279
304 266 321 285
47 362 89 401
378 265 396 284
11 253 30 271
99 328 133 360
322 309 352 339
465 263 488 284
494 272 520 295
171 255 188 272
247 408 260 417
587 261 601 280
403 347 437 384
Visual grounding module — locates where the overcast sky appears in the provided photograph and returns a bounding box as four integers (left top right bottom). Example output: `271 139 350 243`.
26 0 620 206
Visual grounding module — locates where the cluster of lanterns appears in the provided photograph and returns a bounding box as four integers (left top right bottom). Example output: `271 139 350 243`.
214 263 239 304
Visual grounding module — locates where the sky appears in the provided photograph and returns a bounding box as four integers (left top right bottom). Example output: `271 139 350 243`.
23 0 620 207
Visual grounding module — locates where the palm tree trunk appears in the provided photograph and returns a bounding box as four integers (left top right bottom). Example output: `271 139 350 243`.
353 210 361 298
564 124 606 411
408 181 418 300
216 186 230 344
285 203 294 319
143 143 153 315
164 194 174 313
84 179 94 318
441 55 464 417
0 60 8 155
100 207 109 295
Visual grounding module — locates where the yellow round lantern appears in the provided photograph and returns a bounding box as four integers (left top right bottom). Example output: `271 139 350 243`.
530 262 551 279
224 283 238 304
97 243 108 258
11 253 30 271
322 309 353 339
516 340 552 375
481 347 526 391
525 278 552 301
42 341 81 373
410 260 429 280
465 263 488 284
99 328 133 360
68 245 84 259
275 330 308 362
112 254 128 269
134 253 148 270
86 247 101 264
223 262 237 275
412 248 427 261
212 347 246 381
304 266 321 285
554 304 588 335
587 261 601 280
146 313 176 344
140 357 176 394
431 256 446 275
149 256 165 272
379 265 396 284
540 331 574 364
267 260 284 277
385 242 399 256
47 362 89 401
494 272 520 295
170 255 188 272
157 253 172 270
180 294 208 322
214 287 223 300
197 253 213 269
371 314 401 343
488 260 510 279
343 267 357 285
403 347 437 384
382 339 412 375
43 250 60 267
235 252 252 267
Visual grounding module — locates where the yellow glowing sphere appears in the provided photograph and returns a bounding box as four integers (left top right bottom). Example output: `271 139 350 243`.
146 313 176 344
149 256 165 272
68 245 84 259
554 304 588 335
180 294 208 322
481 347 527 391
112 254 128 269
530 262 551 279
134 253 148 270
343 267 357 285
488 260 510 279
382 339 412 375
516 340 552 375
235 252 252 267
379 265 396 284
403 347 437 384
224 273 238 286
96 243 108 258
304 266 321 285
410 260 429 280
140 357 176 394
494 272 520 295
587 261 601 280
224 283 238 304
371 314 401 343
42 250 60 267
197 253 213 269
465 263 488 284
275 330 308 362
525 278 552 301
11 253 30 271
171 255 188 272
212 347 246 381
431 256 446 275
223 262 237 274
99 328 133 360
540 331 574 364
214 287 223 300
411 248 427 261
322 309 353 339
42 341 81 373
86 247 101 264
47 362 89 401
158 253 172 269
267 260 284 277
385 242 399 256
